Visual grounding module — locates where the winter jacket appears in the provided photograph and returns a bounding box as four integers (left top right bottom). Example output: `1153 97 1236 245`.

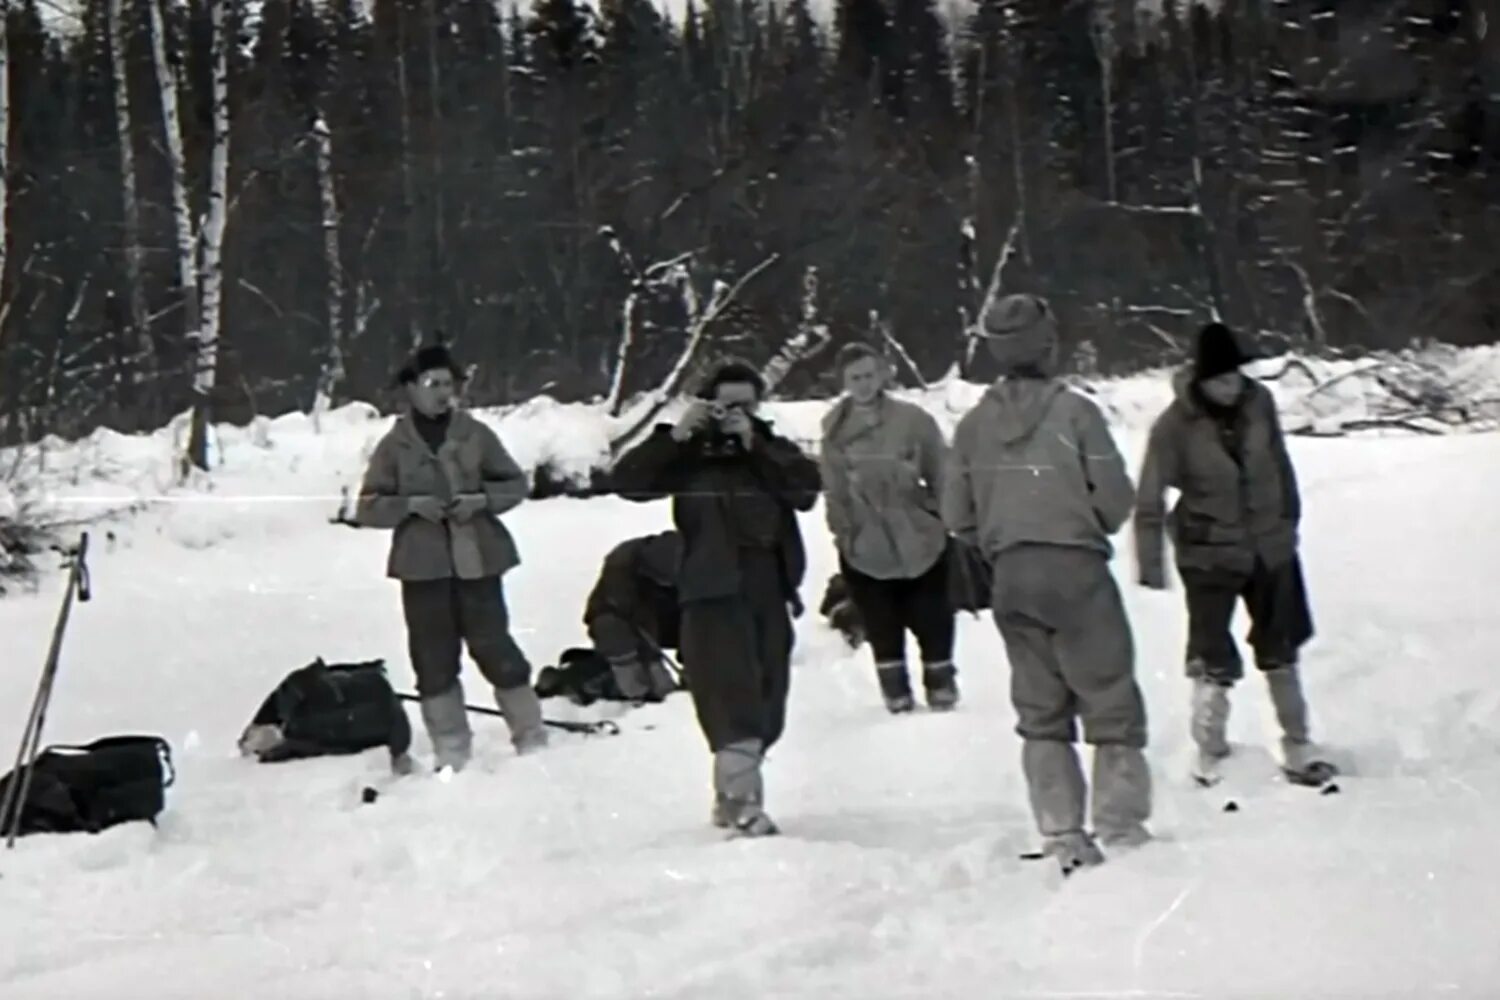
583 531 684 651
941 378 1136 561
354 409 529 581
609 419 821 611
820 394 950 580
1135 369 1301 581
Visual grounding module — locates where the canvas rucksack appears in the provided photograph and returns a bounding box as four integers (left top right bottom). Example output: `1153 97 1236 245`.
0 735 175 837
239 658 412 764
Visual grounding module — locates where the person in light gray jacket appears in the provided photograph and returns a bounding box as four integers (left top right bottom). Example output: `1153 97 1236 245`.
942 293 1150 876
821 342 958 713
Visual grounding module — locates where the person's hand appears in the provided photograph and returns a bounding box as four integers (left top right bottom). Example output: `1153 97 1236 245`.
719 408 753 448
672 400 714 442
449 493 488 522
408 495 447 523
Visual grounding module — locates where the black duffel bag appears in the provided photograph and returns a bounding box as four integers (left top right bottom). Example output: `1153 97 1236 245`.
239 657 412 764
0 734 175 837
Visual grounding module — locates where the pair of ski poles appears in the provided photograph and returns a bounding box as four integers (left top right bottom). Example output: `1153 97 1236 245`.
0 532 92 849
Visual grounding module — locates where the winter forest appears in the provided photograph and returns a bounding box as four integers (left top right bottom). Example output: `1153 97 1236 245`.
0 0 1494 462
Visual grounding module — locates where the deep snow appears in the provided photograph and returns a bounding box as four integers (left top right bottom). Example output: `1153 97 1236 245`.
2 366 1499 999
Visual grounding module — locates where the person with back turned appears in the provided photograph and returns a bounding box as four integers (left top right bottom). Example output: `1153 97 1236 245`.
942 293 1151 875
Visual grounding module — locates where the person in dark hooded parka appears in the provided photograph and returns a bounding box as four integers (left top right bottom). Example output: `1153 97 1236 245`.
942 293 1151 875
1134 322 1336 788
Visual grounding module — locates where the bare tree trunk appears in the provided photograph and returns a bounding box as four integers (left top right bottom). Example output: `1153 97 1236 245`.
310 114 345 426
394 4 419 349
147 0 201 419
185 0 230 473
422 0 446 334
0 0 8 344
107 0 154 425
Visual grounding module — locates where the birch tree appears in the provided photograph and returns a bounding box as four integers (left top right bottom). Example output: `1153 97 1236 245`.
147 0 200 396
185 0 232 472
310 115 345 425
107 0 154 421
0 0 8 335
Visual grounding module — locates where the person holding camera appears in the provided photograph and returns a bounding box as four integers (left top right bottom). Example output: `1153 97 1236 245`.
820 342 958 714
610 359 821 836
355 344 549 772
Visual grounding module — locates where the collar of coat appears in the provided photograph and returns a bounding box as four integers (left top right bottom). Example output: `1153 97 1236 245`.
822 391 891 442
1171 366 1260 420
392 407 484 451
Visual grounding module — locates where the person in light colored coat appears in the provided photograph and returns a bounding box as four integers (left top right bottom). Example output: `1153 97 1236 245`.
820 342 959 713
942 293 1151 875
355 344 548 771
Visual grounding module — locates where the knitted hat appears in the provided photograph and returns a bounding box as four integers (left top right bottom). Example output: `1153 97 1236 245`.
1193 323 1248 381
980 293 1059 375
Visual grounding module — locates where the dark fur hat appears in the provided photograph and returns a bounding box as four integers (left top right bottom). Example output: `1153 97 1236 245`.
1193 323 1249 381
397 344 463 386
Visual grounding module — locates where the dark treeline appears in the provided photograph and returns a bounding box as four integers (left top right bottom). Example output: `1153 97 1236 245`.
0 0 1495 445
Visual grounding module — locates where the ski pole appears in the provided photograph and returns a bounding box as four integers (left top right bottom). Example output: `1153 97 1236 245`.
2 532 92 848
393 692 619 735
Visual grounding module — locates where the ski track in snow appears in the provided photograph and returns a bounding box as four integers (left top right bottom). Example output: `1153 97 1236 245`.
2 423 1499 998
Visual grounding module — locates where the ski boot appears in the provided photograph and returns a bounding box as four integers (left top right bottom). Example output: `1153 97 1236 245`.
876 661 915 714
923 661 960 711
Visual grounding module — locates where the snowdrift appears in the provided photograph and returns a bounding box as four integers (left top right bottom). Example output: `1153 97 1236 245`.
2 344 1498 544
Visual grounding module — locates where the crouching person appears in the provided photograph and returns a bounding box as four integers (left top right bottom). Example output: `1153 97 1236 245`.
583 530 684 703
1135 323 1335 787
943 293 1151 874
611 360 821 836
355 344 548 771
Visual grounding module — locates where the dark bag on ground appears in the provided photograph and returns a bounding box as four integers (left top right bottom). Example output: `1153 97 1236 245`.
535 647 682 705
0 735 174 837
239 657 412 764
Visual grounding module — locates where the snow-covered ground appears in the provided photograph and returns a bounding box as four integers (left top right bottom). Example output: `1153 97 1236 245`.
2 361 1500 998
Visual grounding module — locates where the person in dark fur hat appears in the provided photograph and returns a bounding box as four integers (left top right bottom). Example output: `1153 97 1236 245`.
1135 322 1338 790
354 344 549 772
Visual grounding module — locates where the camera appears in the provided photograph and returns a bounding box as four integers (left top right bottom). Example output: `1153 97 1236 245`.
699 401 749 455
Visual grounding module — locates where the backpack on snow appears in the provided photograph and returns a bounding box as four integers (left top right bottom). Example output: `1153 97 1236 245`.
0 735 174 837
239 657 412 764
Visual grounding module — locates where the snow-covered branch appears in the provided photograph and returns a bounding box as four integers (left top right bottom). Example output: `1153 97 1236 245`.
600 224 698 416
608 252 780 455
872 310 927 390
761 266 832 396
